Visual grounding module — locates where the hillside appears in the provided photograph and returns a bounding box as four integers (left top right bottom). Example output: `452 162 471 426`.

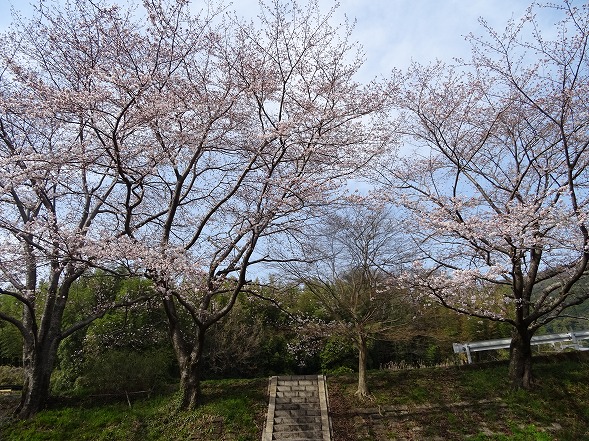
1 352 589 440
329 352 589 440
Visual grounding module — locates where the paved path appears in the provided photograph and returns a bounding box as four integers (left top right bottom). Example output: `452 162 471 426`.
262 375 332 441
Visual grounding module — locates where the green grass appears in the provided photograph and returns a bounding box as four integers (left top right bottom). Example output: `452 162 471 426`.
2 353 589 440
0 378 268 441
329 352 589 440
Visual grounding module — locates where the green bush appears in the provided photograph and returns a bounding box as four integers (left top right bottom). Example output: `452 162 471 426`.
423 343 442 366
0 298 23 366
320 337 356 373
72 348 173 395
325 365 355 375
0 365 23 386
259 335 295 375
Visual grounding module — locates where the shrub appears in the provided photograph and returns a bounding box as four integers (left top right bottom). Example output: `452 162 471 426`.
320 338 357 373
72 348 173 395
0 366 23 386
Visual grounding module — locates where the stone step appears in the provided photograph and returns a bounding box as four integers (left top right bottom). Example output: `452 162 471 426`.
274 408 322 418
276 375 319 381
274 416 322 425
276 379 317 384
274 403 302 411
277 376 317 383
276 386 318 394
272 430 323 440
275 396 319 405
262 375 332 441
276 393 318 401
273 423 321 432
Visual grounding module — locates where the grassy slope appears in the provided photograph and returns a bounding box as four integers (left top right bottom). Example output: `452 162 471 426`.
0 378 268 441
1 353 589 440
330 352 589 440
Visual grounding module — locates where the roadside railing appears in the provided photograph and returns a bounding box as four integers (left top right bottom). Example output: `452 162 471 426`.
453 330 589 364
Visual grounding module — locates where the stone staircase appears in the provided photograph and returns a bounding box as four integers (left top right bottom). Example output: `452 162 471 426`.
262 375 332 441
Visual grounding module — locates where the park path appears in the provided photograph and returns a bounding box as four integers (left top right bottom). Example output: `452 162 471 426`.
262 375 332 441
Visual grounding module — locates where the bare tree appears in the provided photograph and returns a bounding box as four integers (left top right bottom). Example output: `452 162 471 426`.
285 203 410 397
379 0 589 389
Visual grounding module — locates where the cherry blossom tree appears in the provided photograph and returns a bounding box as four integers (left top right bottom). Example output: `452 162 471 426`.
0 0 389 411
0 13 155 416
380 1 589 389
122 0 388 409
0 0 206 417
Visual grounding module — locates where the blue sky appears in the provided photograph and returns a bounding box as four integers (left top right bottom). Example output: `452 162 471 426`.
0 0 550 79
232 0 543 78
313 0 536 75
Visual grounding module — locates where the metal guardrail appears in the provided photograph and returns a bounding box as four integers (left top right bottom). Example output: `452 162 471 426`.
453 330 589 364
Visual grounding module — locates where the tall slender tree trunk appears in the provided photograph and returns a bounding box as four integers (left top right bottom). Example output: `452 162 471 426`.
508 327 533 390
355 333 370 397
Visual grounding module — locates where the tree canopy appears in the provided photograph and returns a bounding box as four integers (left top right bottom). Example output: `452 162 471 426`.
379 0 589 388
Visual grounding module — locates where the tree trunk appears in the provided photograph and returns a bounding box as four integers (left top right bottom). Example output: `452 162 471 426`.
178 353 202 410
355 334 370 397
168 318 206 410
15 338 59 419
508 327 533 390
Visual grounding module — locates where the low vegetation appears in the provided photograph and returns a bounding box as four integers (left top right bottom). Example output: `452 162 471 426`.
0 378 268 441
2 352 589 440
330 352 589 440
